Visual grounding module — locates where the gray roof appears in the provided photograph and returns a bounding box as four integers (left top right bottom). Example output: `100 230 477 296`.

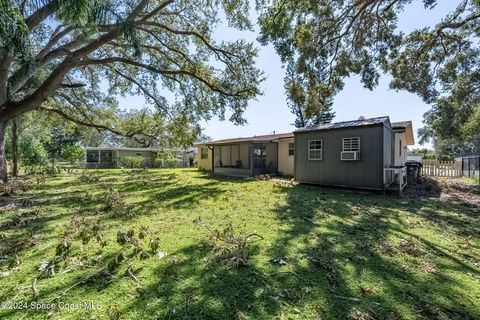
84 147 192 153
294 116 390 133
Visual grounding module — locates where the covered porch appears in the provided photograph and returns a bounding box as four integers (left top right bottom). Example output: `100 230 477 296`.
207 141 278 177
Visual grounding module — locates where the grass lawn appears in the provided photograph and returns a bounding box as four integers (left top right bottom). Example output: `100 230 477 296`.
463 176 480 185
1 169 479 319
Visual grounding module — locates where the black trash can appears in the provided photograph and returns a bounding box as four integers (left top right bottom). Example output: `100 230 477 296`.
405 161 422 184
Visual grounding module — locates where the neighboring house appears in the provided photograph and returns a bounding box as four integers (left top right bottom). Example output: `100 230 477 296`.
196 116 415 192
84 147 195 168
196 132 294 176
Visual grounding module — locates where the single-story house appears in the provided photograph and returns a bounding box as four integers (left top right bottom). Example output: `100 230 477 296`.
196 116 415 192
84 147 195 168
196 132 294 176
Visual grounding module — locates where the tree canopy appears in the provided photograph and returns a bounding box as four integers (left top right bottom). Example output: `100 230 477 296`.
0 0 263 182
258 0 480 155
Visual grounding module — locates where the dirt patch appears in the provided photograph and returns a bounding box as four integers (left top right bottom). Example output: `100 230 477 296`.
404 177 480 206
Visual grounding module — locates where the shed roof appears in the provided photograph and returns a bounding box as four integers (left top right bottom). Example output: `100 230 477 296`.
294 116 390 133
199 132 294 146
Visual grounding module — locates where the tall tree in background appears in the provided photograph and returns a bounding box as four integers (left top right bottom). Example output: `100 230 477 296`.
258 0 480 156
0 0 263 183
285 66 335 128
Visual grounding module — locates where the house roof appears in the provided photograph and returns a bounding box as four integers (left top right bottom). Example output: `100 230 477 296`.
391 121 415 145
84 147 193 152
199 132 294 146
84 147 160 152
294 116 391 133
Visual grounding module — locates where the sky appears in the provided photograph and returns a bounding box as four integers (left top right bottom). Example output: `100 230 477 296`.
119 1 459 149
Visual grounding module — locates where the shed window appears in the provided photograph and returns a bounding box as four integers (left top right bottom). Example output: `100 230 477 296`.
308 140 322 160
343 137 360 152
288 143 294 156
201 147 209 159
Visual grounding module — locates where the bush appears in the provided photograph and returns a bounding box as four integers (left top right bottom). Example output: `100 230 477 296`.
155 149 178 168
62 145 84 166
19 139 48 170
119 156 144 169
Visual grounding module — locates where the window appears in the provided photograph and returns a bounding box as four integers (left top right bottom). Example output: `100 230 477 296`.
399 140 402 156
343 137 360 152
201 147 209 159
86 150 99 163
100 150 112 162
288 143 294 156
308 140 322 160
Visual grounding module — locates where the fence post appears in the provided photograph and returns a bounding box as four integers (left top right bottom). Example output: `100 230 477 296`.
468 157 471 177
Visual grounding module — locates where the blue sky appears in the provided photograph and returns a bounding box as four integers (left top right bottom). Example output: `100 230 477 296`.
119 1 458 149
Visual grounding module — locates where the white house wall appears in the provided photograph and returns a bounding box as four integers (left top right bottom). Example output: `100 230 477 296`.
277 139 294 176
394 132 408 166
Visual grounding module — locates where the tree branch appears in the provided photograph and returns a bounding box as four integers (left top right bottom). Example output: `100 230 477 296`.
24 0 58 30
108 67 172 118
80 57 248 97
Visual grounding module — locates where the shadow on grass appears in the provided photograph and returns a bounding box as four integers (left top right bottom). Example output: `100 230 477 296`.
267 184 480 319
1 172 479 319
121 243 277 320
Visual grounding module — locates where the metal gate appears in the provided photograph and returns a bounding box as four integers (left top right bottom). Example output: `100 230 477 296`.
459 155 480 178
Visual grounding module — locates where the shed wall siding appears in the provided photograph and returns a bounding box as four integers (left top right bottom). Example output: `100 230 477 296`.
294 125 385 189
383 126 394 168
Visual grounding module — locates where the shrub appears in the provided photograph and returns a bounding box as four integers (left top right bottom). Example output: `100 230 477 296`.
155 149 178 168
119 156 144 169
61 145 84 166
19 138 48 172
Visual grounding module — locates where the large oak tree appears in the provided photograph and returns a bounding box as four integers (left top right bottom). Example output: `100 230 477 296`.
0 0 263 182
258 0 480 155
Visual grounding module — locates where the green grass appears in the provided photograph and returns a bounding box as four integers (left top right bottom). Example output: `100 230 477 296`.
463 176 480 185
1 169 479 319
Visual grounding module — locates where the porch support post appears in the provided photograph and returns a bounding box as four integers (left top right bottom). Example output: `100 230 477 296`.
210 146 215 174
250 144 254 177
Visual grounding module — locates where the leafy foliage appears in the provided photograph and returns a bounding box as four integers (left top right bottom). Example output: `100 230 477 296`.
0 0 264 182
154 149 178 168
119 156 144 169
195 218 263 268
258 0 480 153
61 145 84 165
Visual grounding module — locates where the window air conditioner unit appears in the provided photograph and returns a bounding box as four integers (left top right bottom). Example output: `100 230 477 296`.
341 151 360 161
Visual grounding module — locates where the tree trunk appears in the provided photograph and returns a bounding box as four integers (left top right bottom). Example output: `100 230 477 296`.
12 118 18 177
0 120 8 184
